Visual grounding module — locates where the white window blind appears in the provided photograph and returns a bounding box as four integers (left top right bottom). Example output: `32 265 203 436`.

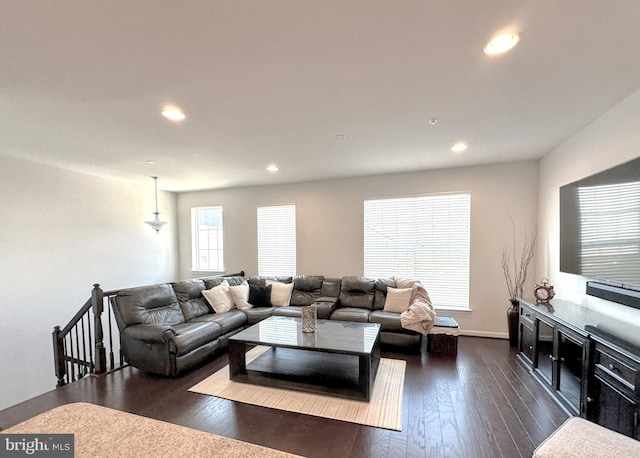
364 193 470 309
578 181 640 284
257 204 296 276
191 206 224 271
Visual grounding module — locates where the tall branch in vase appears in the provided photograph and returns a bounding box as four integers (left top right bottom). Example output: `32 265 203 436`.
502 217 536 302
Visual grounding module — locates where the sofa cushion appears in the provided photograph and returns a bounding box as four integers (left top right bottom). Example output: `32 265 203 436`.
242 307 275 325
330 307 371 322
272 306 303 318
383 287 413 313
339 276 375 310
321 277 341 298
191 309 247 334
229 281 251 310
247 276 293 286
223 276 246 286
171 279 210 321
266 280 294 307
249 284 272 307
374 278 396 310
169 322 222 357
202 277 224 289
202 280 235 313
369 310 409 332
290 275 324 306
114 284 185 328
294 275 324 292
202 276 246 290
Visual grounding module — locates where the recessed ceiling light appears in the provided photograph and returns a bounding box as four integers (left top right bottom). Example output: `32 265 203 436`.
428 118 438 126
266 164 279 172
161 105 186 121
146 160 155 165
484 33 519 55
335 134 346 140
451 142 468 153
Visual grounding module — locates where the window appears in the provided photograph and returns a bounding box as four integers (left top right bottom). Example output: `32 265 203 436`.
191 206 224 272
364 193 470 309
257 204 296 276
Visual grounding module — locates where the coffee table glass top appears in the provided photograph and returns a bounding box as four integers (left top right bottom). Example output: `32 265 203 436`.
230 316 380 354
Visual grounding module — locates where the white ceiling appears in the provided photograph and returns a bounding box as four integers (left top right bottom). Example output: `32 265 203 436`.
2 1 639 192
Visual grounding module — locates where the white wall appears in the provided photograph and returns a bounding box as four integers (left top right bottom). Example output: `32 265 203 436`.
177 160 539 339
0 156 178 410
538 88 640 323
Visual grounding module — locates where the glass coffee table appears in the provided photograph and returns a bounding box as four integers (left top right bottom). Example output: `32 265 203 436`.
228 316 381 401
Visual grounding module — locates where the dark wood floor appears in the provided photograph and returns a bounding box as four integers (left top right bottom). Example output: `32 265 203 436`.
0 336 568 457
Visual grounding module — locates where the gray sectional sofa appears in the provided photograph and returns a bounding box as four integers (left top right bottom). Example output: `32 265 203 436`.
111 274 433 377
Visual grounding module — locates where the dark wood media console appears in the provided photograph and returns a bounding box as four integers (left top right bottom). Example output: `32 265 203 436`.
517 298 640 440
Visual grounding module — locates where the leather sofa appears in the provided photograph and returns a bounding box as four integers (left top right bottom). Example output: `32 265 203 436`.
331 276 423 348
111 274 431 377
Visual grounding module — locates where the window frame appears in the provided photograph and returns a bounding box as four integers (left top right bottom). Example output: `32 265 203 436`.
191 206 224 273
363 192 471 310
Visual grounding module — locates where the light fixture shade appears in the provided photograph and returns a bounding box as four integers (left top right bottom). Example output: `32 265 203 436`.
145 176 167 233
145 213 168 233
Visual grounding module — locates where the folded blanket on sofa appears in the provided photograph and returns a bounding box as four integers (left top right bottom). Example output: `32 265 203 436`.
394 278 436 335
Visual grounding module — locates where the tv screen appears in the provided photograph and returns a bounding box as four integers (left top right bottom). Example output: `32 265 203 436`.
559 156 640 288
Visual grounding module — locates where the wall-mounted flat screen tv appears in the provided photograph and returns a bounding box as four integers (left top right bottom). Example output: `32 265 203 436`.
560 156 640 289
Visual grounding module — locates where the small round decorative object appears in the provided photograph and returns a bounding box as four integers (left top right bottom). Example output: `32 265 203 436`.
534 278 555 303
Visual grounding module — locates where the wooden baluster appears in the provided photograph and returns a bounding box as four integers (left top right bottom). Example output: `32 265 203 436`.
87 313 95 372
92 283 107 374
106 299 114 370
74 324 81 379
52 326 67 387
80 317 87 376
68 333 76 383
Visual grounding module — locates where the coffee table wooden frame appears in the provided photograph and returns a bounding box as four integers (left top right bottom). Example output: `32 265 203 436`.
228 316 381 401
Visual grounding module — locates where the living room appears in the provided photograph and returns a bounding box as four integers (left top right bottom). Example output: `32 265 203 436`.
2 2 640 456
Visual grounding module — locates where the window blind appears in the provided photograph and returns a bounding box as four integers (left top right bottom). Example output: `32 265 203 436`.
257 204 296 276
364 193 470 309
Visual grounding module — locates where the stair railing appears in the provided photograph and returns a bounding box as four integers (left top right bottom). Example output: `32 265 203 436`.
52 284 123 387
52 271 245 387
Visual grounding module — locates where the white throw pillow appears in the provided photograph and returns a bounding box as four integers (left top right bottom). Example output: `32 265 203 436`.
202 280 235 313
265 280 294 307
229 281 252 310
383 287 413 314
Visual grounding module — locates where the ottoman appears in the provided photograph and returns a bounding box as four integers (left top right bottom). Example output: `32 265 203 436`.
534 417 640 457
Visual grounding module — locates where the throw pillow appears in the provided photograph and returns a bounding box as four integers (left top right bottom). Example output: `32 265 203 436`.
202 280 235 313
265 280 294 307
383 287 413 314
229 281 251 310
248 284 272 308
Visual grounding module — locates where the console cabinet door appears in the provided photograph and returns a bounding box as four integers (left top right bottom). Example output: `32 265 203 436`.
555 326 589 416
518 305 535 368
535 316 555 388
587 340 640 439
588 373 638 438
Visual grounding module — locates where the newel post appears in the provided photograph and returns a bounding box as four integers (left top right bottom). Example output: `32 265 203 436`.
52 325 66 387
92 283 107 374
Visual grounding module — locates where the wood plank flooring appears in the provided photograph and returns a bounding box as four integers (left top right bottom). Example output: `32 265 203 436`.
0 336 568 457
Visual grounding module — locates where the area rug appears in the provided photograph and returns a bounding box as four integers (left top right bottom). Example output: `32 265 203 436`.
3 402 301 457
189 346 405 431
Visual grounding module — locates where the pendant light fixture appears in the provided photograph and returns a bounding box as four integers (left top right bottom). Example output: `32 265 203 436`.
144 176 167 233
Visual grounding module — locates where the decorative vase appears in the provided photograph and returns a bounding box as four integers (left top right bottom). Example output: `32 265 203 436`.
301 305 317 333
507 300 520 347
